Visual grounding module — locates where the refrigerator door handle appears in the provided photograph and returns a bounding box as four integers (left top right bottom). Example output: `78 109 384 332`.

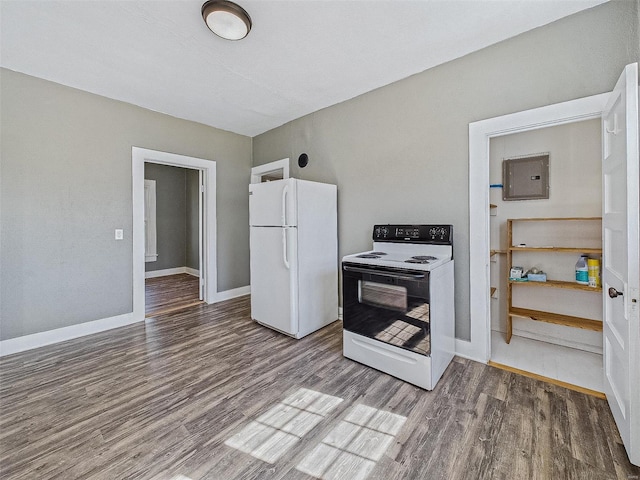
282 228 290 269
281 184 289 225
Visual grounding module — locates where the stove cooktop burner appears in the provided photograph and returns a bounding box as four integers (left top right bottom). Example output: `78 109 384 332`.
356 252 388 259
405 255 437 264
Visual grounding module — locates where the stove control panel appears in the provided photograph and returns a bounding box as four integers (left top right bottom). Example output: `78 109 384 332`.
373 224 453 245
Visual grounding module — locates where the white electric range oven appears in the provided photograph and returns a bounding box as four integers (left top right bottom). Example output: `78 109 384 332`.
342 224 455 390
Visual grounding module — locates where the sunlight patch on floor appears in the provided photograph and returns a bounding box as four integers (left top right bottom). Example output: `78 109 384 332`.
296 404 406 480
224 388 343 464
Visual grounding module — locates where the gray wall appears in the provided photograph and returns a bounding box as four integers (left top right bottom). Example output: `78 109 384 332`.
252 1 640 341
0 69 252 340
144 163 199 273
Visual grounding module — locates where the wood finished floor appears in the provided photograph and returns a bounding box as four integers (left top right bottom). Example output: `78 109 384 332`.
145 273 202 317
1 295 638 480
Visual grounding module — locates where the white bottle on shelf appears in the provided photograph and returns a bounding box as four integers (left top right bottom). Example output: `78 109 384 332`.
575 255 589 285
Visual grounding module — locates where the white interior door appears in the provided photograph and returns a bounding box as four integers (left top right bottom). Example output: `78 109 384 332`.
602 62 639 466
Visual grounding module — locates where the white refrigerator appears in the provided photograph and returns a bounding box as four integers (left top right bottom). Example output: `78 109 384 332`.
249 178 338 338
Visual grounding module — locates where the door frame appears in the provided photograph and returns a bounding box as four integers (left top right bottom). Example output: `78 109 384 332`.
132 147 217 321
250 158 289 184
465 93 610 362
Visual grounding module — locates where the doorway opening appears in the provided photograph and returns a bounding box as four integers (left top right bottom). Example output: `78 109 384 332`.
467 64 639 467
487 120 604 395
250 158 289 184
466 92 610 387
132 147 217 321
143 163 203 317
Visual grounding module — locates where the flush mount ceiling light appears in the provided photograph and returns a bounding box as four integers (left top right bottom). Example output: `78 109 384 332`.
202 0 252 41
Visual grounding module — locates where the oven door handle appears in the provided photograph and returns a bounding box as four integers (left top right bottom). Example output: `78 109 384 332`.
343 265 425 280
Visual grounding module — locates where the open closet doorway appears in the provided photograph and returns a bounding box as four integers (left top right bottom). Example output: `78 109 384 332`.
468 63 639 467
486 120 604 394
143 163 203 317
132 147 217 321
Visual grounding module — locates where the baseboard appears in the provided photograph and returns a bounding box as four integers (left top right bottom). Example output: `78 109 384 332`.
454 338 487 363
185 267 200 277
499 327 603 355
0 312 141 357
488 361 605 399
145 267 200 279
1 283 242 357
213 285 250 302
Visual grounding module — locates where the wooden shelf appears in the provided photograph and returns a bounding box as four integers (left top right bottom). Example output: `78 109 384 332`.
505 217 603 345
509 246 602 254
509 279 602 292
509 307 602 332
507 217 602 222
490 249 507 256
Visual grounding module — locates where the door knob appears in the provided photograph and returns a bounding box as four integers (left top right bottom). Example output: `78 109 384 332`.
608 287 623 299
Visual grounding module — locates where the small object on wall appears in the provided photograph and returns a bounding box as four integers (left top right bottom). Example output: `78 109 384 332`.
298 153 309 168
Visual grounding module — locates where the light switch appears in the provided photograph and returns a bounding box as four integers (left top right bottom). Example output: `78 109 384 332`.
115 229 124 240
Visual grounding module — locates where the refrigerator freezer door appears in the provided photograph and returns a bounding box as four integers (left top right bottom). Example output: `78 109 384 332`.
249 178 297 227
249 226 298 335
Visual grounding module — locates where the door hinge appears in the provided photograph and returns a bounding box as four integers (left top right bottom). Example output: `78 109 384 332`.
629 288 640 319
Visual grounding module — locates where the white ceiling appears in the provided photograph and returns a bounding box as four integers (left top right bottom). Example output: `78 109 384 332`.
0 0 608 137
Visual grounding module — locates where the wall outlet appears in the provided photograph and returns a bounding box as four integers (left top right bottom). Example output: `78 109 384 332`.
115 229 124 240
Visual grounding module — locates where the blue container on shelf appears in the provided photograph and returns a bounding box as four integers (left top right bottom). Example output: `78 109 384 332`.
528 272 547 282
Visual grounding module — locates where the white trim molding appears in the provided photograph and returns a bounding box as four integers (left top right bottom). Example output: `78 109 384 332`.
145 267 200 279
467 92 609 364
214 285 250 302
185 267 200 277
250 158 289 184
0 313 140 357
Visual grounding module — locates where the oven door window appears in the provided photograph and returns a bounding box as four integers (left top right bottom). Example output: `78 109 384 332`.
359 281 407 311
342 269 431 356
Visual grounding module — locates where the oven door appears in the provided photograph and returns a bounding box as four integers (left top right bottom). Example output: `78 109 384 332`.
342 262 431 356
